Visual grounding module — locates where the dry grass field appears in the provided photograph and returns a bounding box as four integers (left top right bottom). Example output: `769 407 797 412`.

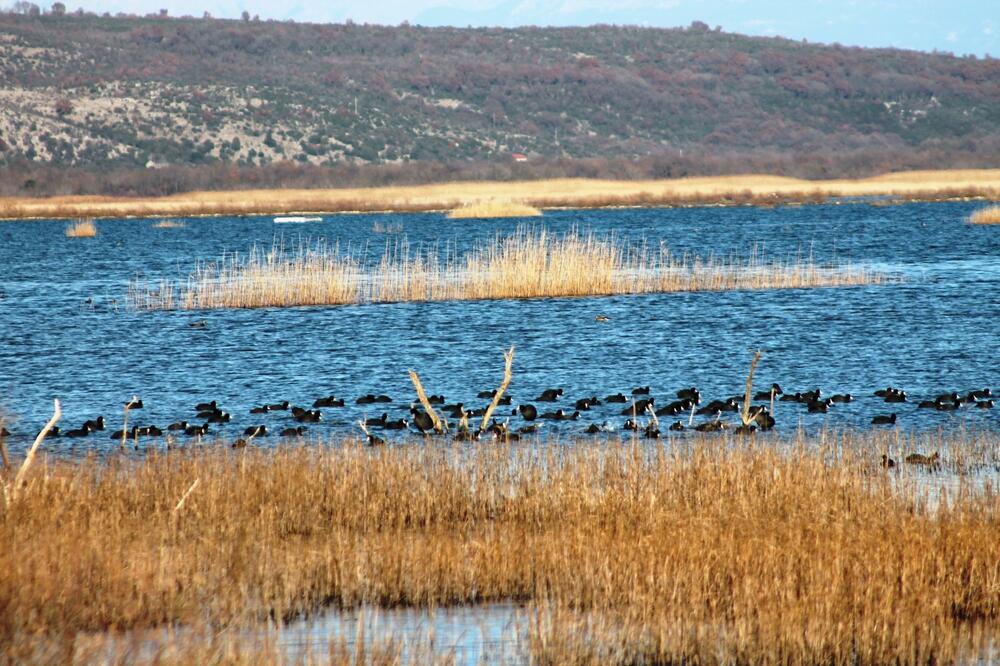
128 230 884 310
2 429 999 663
2 169 999 220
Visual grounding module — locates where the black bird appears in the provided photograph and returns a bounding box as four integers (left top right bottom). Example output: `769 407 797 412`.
807 399 832 413
37 426 60 438
477 389 497 399
167 421 188 431
373 395 392 403
280 426 307 437
250 406 270 414
514 404 538 421
799 389 822 404
367 433 386 447
970 388 992 400
643 423 660 439
125 397 144 410
753 383 783 401
874 387 901 398
384 418 408 430
656 399 693 417
584 423 602 434
884 391 907 403
137 425 162 437
935 400 961 412
195 400 217 412
266 401 290 411
935 392 960 403
830 394 853 403
206 412 231 424
313 396 345 408
110 426 138 440
356 394 378 405
445 404 468 419
694 420 726 433
697 398 739 415
918 400 940 409
83 416 105 431
295 410 321 423
976 400 994 409
575 398 595 411
779 392 801 402
669 421 685 431
872 413 897 425
536 388 564 402
623 419 639 431
0 427 9 438
243 425 268 437
427 395 446 404
410 407 435 432
881 454 896 469
364 413 388 427
604 393 629 403
632 386 650 395
184 424 209 436
518 423 543 434
496 395 513 405
64 424 92 438
676 387 701 404
231 438 248 449
540 409 580 421
621 398 654 416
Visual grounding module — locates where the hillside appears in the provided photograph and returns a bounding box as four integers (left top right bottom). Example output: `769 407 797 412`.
1 11 999 195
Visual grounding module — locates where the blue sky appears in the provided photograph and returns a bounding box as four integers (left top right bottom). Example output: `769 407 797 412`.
72 0 998 56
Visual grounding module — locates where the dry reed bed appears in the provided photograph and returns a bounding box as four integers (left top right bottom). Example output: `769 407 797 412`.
969 205 1000 224
64 218 96 238
2 170 999 220
128 231 885 310
2 430 1000 663
446 200 543 218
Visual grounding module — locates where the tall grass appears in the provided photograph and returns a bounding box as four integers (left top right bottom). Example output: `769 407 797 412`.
447 200 542 218
1 430 999 663
129 230 885 310
969 205 1000 224
64 218 96 237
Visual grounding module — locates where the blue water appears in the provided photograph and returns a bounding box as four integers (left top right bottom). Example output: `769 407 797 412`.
1 202 998 451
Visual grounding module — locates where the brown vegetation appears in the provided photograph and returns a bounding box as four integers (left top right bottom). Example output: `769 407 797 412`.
447 200 543 218
2 429 999 663
127 230 885 310
63 218 96 237
2 170 999 221
969 205 1000 224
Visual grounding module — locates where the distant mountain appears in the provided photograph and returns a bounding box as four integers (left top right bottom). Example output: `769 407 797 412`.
1 12 998 194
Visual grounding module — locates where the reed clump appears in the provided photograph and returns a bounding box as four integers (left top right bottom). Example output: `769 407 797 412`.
64 218 96 238
152 219 187 229
129 230 886 310
969 205 1000 224
1 430 999 663
447 199 543 219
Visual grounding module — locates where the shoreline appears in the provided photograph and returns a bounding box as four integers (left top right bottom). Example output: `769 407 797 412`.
1 169 999 220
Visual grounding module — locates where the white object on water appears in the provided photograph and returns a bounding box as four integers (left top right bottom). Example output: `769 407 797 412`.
274 216 323 223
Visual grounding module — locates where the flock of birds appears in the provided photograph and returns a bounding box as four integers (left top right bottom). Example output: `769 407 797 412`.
0 384 993 463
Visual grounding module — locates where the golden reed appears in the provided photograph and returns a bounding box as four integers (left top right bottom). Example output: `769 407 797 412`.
2 429 999 663
128 230 886 310
969 205 1000 224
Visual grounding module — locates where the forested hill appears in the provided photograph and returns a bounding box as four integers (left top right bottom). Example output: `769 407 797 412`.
1 11 999 195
